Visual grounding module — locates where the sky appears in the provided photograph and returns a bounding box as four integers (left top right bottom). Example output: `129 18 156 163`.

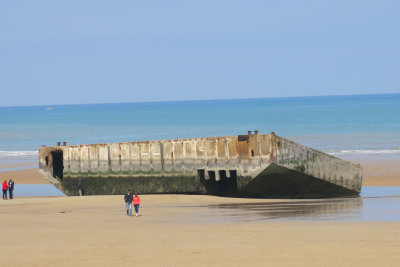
1 0 399 107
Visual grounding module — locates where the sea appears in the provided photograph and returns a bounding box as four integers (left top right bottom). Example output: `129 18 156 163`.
1 93 399 161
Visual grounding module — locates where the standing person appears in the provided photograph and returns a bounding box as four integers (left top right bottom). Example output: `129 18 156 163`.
124 189 133 216
2 180 8 200
78 178 84 196
8 179 14 199
133 192 141 217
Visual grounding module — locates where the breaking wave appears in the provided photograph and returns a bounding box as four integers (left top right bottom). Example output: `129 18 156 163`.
0 151 38 159
326 149 400 156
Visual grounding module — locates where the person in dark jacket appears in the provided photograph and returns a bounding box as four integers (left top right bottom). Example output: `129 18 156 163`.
78 178 84 196
8 179 14 199
124 189 133 216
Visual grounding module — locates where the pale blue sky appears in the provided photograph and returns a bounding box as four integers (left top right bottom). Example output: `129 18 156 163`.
1 0 399 106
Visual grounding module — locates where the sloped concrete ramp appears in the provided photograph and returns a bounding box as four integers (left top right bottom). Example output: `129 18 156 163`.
241 163 359 198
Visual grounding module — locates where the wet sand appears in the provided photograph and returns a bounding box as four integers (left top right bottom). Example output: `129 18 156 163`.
0 162 36 170
0 168 49 184
1 195 399 266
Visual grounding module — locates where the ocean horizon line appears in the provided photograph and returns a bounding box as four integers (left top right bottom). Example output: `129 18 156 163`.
1 92 399 109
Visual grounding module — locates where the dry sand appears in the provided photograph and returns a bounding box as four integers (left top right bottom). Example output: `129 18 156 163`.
1 195 400 267
1 158 399 266
354 158 400 186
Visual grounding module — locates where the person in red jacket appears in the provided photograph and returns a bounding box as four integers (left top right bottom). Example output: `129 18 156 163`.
2 180 9 200
133 192 141 217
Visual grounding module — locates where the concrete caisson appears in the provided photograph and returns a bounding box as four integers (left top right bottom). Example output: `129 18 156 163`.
39 132 362 197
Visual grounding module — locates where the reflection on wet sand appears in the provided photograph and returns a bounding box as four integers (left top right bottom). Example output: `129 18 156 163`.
206 197 363 222
191 187 400 222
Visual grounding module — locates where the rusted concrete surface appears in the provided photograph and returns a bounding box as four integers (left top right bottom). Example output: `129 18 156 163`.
38 132 362 197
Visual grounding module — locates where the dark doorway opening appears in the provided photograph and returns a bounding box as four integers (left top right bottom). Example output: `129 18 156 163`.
198 169 217 195
219 170 238 196
51 150 64 181
198 169 238 196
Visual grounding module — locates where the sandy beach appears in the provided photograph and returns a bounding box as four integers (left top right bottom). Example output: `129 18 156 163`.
353 158 400 186
0 195 399 266
1 157 399 266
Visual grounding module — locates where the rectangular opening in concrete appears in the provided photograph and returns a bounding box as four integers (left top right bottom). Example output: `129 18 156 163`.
199 169 218 195
208 171 216 181
219 170 238 196
229 170 237 180
51 150 63 181
198 169 239 196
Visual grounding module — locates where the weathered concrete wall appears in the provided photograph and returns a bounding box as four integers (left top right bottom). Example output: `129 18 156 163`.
56 134 274 179
274 136 362 193
38 133 362 197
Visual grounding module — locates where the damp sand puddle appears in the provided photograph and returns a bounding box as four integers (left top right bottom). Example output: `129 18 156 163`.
189 187 400 222
8 185 400 222
12 184 65 197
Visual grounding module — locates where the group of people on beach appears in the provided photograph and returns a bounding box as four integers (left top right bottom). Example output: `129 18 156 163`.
2 179 15 200
76 179 141 217
124 189 141 216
